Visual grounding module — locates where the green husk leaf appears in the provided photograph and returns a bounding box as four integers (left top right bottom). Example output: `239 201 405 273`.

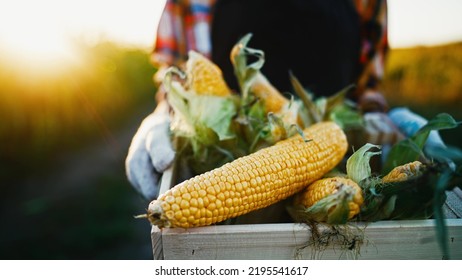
433 170 452 259
324 84 355 115
418 119 462 258
381 139 424 175
290 77 360 130
188 95 237 141
325 193 351 225
377 195 397 220
164 69 195 137
359 172 428 222
346 143 382 183
237 99 269 153
231 33 265 101
382 113 460 174
296 185 357 225
163 66 238 163
329 103 364 130
359 159 462 224
418 113 459 136
425 145 462 165
265 112 287 143
315 98 327 121
413 113 458 149
289 72 321 124
359 191 397 222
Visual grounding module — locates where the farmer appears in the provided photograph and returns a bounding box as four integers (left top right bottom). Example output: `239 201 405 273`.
126 0 450 208
126 0 392 200
151 0 389 109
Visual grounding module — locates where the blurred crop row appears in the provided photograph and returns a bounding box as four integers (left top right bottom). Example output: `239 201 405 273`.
0 42 157 259
382 42 462 146
1 42 157 180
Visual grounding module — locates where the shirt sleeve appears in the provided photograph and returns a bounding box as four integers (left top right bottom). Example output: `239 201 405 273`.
354 0 389 111
151 0 215 69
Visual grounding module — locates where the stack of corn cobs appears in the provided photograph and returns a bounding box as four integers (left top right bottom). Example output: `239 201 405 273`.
144 34 462 229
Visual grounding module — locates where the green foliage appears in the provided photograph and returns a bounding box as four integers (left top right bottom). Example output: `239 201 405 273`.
0 41 157 177
346 143 381 183
382 113 460 174
383 42 462 107
382 42 462 148
354 112 462 258
231 33 265 101
0 41 157 259
1 173 151 259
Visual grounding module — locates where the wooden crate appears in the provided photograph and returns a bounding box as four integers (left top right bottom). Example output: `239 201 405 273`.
151 167 462 260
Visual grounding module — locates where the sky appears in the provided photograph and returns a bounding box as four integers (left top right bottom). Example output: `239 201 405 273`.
388 0 462 48
1 0 462 67
0 0 166 67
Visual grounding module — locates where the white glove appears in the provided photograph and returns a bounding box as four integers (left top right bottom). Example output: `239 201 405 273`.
363 112 403 146
388 107 446 148
360 112 404 169
125 100 175 200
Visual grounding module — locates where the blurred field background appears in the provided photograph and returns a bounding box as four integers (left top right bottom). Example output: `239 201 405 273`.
1 39 461 259
0 42 158 259
382 42 462 146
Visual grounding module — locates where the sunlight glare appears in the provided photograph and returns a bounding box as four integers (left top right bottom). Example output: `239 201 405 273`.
0 1 80 70
0 0 166 72
388 0 462 48
2 0 462 73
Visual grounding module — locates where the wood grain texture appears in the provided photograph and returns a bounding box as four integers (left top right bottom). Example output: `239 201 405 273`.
151 226 164 260
152 219 462 260
152 163 462 259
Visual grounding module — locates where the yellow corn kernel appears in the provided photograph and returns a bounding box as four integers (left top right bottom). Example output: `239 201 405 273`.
382 161 424 183
185 51 232 96
147 121 348 228
294 177 364 219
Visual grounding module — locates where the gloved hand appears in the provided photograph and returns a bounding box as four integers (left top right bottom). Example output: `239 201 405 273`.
358 89 389 113
388 107 454 170
361 111 404 170
363 112 404 146
125 100 175 200
388 107 446 148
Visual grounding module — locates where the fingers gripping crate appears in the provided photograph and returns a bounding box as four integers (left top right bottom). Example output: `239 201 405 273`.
150 166 462 260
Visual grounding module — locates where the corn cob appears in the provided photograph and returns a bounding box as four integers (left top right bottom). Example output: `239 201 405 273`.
294 177 364 220
251 72 289 114
382 161 424 183
251 72 303 128
147 121 348 228
185 51 232 96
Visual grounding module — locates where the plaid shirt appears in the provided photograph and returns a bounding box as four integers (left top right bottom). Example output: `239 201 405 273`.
153 0 388 98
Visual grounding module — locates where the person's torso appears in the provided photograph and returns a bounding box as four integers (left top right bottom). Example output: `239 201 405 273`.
211 0 360 97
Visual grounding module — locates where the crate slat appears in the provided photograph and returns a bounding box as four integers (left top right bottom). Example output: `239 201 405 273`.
152 219 462 259
151 166 462 259
151 226 164 260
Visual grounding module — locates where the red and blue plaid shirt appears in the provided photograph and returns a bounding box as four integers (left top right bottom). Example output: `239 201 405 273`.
153 0 388 97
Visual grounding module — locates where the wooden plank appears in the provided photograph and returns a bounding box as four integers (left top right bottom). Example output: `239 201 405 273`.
158 219 462 260
150 166 177 261
151 226 164 260
153 157 462 260
158 166 174 196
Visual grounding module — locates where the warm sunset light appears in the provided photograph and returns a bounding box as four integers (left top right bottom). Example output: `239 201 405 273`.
0 0 166 70
388 0 462 48
1 0 462 263
1 0 462 71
